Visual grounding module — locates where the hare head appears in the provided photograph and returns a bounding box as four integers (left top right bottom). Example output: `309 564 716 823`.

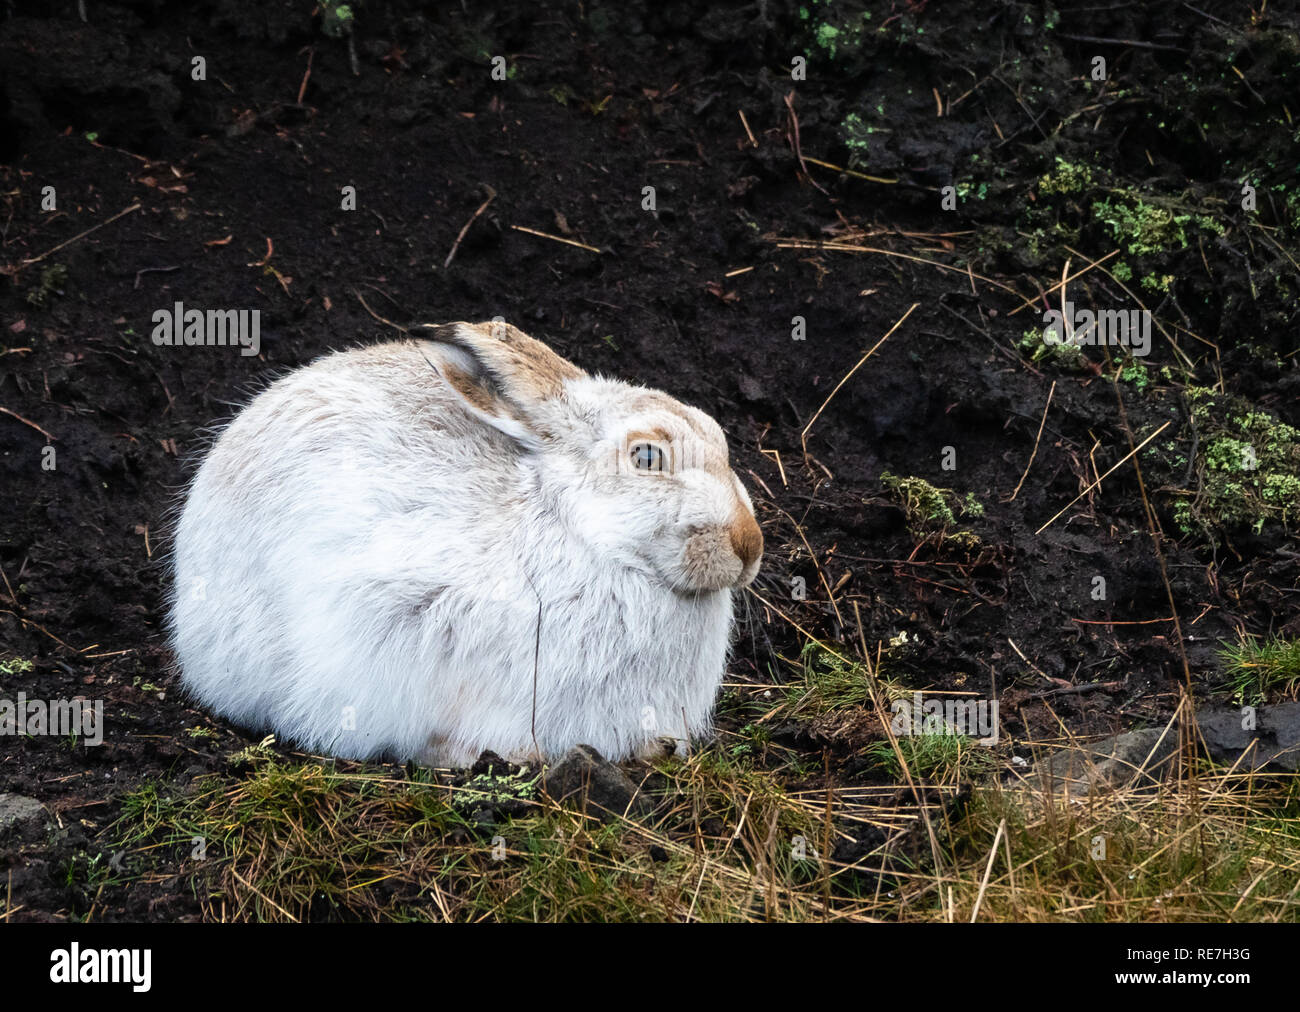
419 320 763 593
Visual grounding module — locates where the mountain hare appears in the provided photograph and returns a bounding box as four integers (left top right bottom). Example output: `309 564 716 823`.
169 321 762 766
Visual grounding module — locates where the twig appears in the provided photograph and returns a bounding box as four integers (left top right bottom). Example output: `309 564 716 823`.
1064 244 1207 369
1102 346 1195 739
444 187 496 268
0 562 18 609
783 91 829 197
801 303 918 457
347 34 359 77
1006 249 1120 316
1228 65 1266 105
0 406 56 441
737 109 757 148
1025 680 1124 701
1182 3 1230 26
1008 380 1055 501
0 610 78 652
1007 638 1050 681
855 623 949 897
296 47 314 105
9 203 141 274
759 448 787 487
990 73 1048 141
509 225 600 254
1071 616 1175 626
351 288 409 333
230 868 299 922
745 588 853 669
772 238 1026 300
970 818 1006 922
1035 420 1171 534
801 156 898 185
769 502 845 629
1059 257 1073 343
133 265 180 290
1057 33 1186 51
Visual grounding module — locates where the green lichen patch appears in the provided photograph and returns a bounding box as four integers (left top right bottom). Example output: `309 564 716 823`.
1167 389 1300 538
1090 197 1223 259
880 473 984 547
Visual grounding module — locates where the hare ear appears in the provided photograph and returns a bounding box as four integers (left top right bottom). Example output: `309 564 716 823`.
418 321 585 445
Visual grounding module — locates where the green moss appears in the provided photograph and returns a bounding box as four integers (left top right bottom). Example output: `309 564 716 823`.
1019 327 1086 368
803 2 870 60
1037 157 1094 195
1120 361 1152 391
1092 198 1191 257
1205 436 1256 472
882 472 954 526
1174 392 1300 536
1264 473 1300 503
319 1 355 39
880 473 983 546
814 23 841 56
453 764 541 815
841 111 874 156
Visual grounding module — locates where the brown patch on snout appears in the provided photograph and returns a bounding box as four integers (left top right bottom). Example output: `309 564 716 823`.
729 508 763 569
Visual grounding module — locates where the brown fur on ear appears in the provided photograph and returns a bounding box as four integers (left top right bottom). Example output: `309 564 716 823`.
420 321 585 405
438 362 499 416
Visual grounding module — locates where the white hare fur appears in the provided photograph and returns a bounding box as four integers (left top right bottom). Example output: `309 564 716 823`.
170 321 762 766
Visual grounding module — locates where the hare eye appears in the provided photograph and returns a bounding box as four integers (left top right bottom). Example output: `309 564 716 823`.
630 442 666 472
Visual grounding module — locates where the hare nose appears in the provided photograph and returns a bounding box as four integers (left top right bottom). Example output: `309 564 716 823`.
729 510 763 569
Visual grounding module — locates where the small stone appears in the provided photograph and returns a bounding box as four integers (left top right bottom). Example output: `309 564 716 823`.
737 374 764 402
1198 702 1300 772
0 794 50 836
1043 728 1179 795
543 745 650 820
